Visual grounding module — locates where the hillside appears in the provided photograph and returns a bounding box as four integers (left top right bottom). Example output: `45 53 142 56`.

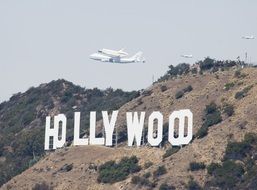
0 79 139 186
2 62 257 189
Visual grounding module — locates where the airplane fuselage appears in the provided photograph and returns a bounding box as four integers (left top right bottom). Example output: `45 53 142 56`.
90 53 137 63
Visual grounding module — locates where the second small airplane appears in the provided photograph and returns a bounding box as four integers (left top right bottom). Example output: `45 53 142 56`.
181 54 193 58
242 35 254 40
90 48 145 64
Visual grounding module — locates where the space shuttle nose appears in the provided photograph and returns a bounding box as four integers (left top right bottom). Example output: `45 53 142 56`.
89 53 95 59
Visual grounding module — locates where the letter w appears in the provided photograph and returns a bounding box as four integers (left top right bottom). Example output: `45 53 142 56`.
126 112 145 147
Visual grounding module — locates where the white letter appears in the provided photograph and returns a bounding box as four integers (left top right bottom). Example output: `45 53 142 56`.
45 114 67 150
54 114 67 148
74 112 88 146
44 116 56 150
169 109 193 146
126 112 145 146
103 111 119 146
148 111 163 146
90 111 104 145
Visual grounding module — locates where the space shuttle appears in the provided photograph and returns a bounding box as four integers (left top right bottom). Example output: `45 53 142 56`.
98 48 128 58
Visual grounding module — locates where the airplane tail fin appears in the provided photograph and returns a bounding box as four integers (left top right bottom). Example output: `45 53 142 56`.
131 51 144 62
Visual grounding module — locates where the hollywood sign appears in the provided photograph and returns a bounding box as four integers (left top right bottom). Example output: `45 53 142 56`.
44 109 193 150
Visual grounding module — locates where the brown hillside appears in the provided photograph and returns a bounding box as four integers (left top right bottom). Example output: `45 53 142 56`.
2 67 257 190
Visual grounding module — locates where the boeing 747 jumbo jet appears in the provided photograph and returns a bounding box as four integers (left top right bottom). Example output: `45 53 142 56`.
90 49 145 64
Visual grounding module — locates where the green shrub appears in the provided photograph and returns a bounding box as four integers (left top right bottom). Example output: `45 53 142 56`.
235 85 253 100
159 182 175 190
224 82 235 91
205 102 218 115
59 163 73 172
196 102 222 139
224 141 251 160
97 156 141 183
175 90 184 99
195 126 208 139
160 85 168 92
207 163 220 175
191 68 198 74
184 85 193 93
206 160 244 189
32 182 53 190
143 172 151 178
234 70 247 78
187 178 202 190
223 104 234 117
144 161 153 169
205 133 257 189
175 85 193 99
153 166 167 178
189 162 206 171
203 111 222 127
131 175 155 187
163 147 180 159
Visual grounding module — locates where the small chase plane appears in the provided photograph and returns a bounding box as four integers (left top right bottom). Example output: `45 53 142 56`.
181 54 193 58
90 48 145 64
242 35 254 40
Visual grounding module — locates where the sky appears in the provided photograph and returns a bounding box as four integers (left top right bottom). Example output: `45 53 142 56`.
0 0 257 102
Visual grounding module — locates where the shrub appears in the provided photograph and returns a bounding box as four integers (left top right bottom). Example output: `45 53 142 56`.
191 68 198 74
207 163 220 175
160 85 168 92
234 70 241 78
235 91 244 100
143 172 151 178
205 102 218 115
195 126 208 139
175 90 184 99
163 147 180 159
168 63 190 77
159 182 175 190
205 133 257 189
234 70 247 78
224 141 251 160
184 85 193 93
199 57 215 71
131 175 155 187
224 82 235 91
196 102 222 139
59 163 73 172
187 178 202 190
175 85 193 99
223 104 234 117
144 161 153 169
97 156 141 183
206 160 244 189
32 182 53 190
203 111 222 127
203 102 222 127
153 166 167 178
189 162 206 171
235 85 253 100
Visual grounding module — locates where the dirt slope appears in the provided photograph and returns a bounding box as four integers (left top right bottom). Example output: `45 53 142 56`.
2 67 257 190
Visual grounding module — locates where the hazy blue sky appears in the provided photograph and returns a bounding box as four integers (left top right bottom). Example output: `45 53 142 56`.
0 0 256 102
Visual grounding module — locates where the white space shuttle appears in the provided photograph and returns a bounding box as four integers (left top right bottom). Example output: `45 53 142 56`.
98 48 128 58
